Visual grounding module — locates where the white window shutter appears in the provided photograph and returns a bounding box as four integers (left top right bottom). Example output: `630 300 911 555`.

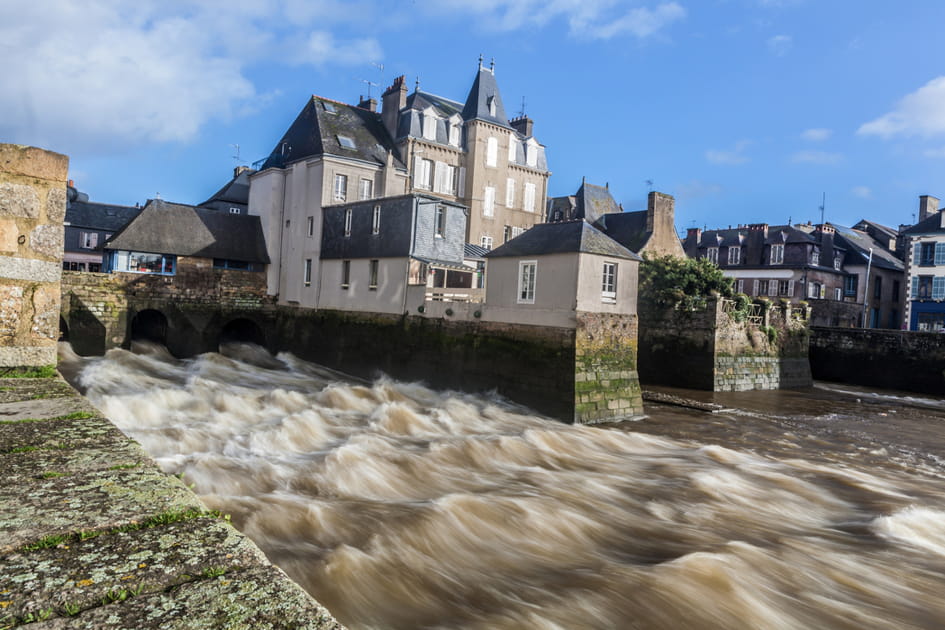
524 183 536 213
819 285 826 299
936 243 945 265
915 243 922 263
457 167 466 197
508 137 516 162
912 276 919 298
787 280 794 296
433 161 445 193
506 178 515 208
768 281 777 297
413 155 422 185
737 279 744 293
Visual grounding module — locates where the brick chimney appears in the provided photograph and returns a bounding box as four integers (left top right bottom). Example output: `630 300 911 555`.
919 195 940 221
358 96 377 112
509 115 533 137
815 223 836 267
381 76 407 139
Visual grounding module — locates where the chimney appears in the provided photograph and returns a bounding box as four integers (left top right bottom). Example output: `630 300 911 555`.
686 227 702 243
920 195 940 221
815 223 836 266
748 223 769 238
381 75 407 139
233 165 250 179
509 115 533 137
358 95 377 112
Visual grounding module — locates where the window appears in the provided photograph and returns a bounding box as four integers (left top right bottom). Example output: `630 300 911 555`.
808 281 824 299
917 242 938 266
770 244 784 265
523 183 536 213
337 135 356 149
323 101 337 113
935 277 945 300
758 279 769 296
341 260 351 289
737 279 744 293
422 112 437 141
602 262 617 304
518 261 536 304
434 163 456 195
844 275 858 297
874 276 882 300
480 235 493 250
778 280 793 296
416 158 433 190
213 259 258 271
307 216 314 238
113 251 176 275
707 247 719 264
727 246 740 265
486 137 497 167
334 174 348 201
913 276 934 299
369 260 378 289
448 120 461 146
359 178 373 200
487 96 496 116
870 307 880 328
834 287 842 301
483 186 495 216
525 140 539 168
80 231 98 249
508 137 517 162
833 254 842 270
435 205 446 237
811 247 820 266
506 178 515 208
892 279 900 303
229 207 240 214
344 208 352 237
304 259 312 286
372 205 380 235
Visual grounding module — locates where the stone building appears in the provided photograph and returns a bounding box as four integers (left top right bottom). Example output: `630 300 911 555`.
64 184 140 272
902 195 945 331
547 181 686 258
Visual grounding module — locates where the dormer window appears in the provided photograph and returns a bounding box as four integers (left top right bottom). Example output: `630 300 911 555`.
525 139 538 168
422 108 438 141
448 116 462 146
337 135 356 149
487 95 496 116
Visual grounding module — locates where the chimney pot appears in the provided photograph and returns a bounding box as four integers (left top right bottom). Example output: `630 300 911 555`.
920 195 940 221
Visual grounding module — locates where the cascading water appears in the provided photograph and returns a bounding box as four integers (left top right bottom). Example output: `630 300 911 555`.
59 342 945 629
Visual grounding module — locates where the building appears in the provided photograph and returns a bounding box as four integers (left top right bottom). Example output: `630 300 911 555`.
200 166 255 215
547 182 685 259
317 193 470 314
902 195 945 331
250 58 551 308
104 199 269 276
64 183 140 272
382 59 551 250
484 220 642 328
831 223 905 329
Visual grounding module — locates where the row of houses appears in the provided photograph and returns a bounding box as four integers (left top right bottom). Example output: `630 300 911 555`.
62 59 945 332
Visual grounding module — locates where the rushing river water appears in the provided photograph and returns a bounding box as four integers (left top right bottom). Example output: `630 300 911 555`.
59 342 945 629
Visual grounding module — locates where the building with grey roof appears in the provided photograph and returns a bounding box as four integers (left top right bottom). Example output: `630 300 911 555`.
901 195 945 331
200 166 255 215
64 184 141 272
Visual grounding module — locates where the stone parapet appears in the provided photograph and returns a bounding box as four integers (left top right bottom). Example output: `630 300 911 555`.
574 311 643 422
0 144 69 367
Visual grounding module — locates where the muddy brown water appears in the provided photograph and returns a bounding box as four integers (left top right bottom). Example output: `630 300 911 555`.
59 342 945 629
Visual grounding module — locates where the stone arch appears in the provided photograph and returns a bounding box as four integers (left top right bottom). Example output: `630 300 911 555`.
219 317 266 347
130 309 169 345
59 316 69 342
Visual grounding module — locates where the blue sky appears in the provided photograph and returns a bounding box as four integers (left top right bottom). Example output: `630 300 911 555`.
3 0 945 235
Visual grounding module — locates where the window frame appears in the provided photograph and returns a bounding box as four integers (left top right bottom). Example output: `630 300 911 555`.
333 173 348 201
727 246 740 265
483 186 495 217
480 235 493 250
307 216 314 238
434 205 446 238
517 260 537 304
486 137 497 167
369 259 379 290
770 243 784 265
303 258 312 286
601 262 617 304
372 205 380 235
359 178 373 200
707 247 719 264
341 260 351 289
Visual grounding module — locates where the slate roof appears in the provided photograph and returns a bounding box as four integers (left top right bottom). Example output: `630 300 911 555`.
594 211 649 253
200 168 254 208
690 224 821 247
901 211 945 235
105 200 270 263
464 243 490 259
485 220 642 261
66 200 141 232
831 224 904 271
854 218 898 241
408 91 463 117
461 67 513 129
258 97 404 170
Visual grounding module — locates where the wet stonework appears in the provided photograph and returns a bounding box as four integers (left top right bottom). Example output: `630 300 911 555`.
0 374 344 629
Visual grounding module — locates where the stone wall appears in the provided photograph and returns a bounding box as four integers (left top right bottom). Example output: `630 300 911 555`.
810 327 945 394
639 298 812 391
574 311 643 422
0 144 68 367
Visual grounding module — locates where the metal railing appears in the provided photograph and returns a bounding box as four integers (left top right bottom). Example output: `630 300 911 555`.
426 288 484 303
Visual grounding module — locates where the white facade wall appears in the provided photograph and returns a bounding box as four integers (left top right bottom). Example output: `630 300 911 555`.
575 253 638 316
483 253 581 328
317 258 409 314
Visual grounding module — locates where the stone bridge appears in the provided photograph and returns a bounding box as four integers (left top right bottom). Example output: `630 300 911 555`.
59 261 275 357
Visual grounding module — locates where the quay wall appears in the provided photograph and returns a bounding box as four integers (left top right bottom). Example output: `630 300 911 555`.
810 327 945 395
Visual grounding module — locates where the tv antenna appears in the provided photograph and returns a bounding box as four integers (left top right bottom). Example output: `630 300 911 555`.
518 96 527 118
359 78 380 99
645 179 654 192
819 192 826 224
230 143 241 163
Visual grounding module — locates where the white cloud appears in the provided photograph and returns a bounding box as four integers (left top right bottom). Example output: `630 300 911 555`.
791 150 843 165
766 34 792 56
0 1 382 151
706 140 752 165
418 0 686 40
801 128 832 142
851 186 872 199
858 76 945 139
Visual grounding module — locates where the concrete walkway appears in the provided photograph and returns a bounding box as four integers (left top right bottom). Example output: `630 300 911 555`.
0 373 344 629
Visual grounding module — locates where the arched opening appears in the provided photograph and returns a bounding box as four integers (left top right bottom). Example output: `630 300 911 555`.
59 316 69 341
219 318 266 347
130 309 168 345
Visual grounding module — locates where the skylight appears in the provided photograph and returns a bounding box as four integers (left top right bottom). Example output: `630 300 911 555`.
323 101 337 113
337 135 356 149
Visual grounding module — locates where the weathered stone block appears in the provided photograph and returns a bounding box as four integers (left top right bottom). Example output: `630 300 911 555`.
0 182 40 219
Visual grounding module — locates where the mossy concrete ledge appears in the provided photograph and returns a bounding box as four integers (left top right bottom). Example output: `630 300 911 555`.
0 374 344 629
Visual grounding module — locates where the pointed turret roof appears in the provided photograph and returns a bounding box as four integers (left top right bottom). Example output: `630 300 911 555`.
461 63 512 129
